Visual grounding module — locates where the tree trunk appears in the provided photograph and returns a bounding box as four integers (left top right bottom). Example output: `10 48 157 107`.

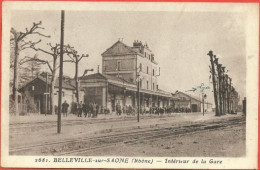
13 39 19 116
209 53 220 116
75 61 79 103
50 81 55 115
50 58 57 115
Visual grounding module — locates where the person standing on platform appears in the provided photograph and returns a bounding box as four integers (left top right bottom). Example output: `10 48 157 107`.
77 101 83 117
96 103 99 118
62 100 69 117
93 102 97 118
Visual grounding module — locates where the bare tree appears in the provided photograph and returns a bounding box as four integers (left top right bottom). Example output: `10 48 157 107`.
19 54 45 82
64 48 89 102
29 43 61 115
30 43 72 114
10 21 50 115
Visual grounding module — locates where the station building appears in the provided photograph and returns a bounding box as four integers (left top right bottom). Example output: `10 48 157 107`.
172 91 213 112
17 40 212 115
80 40 177 113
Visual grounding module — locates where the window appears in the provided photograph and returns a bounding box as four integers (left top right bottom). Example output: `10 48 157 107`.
117 61 121 71
139 63 142 72
153 83 155 91
147 66 149 74
147 81 149 89
140 79 142 88
153 69 155 76
145 52 146 58
157 85 158 90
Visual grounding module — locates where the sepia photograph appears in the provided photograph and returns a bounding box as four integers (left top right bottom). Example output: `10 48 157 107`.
1 1 259 169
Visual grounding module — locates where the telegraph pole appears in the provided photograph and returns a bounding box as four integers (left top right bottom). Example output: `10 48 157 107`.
207 51 220 116
202 93 205 116
45 72 48 116
58 10 65 133
137 80 140 122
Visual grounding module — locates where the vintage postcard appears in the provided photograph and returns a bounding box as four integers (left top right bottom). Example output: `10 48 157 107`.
1 1 259 169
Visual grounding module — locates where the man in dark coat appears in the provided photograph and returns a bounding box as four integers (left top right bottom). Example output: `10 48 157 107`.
62 100 69 117
77 101 83 117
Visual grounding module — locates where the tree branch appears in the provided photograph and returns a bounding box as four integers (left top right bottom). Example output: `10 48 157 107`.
16 21 50 42
19 56 32 65
33 58 53 73
31 45 53 56
20 39 42 51
78 54 89 62
66 53 76 62
31 32 50 38
63 60 75 63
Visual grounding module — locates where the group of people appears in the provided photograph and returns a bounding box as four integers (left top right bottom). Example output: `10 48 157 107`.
116 103 136 116
174 108 191 113
61 100 111 118
61 100 195 117
115 103 174 116
75 101 101 118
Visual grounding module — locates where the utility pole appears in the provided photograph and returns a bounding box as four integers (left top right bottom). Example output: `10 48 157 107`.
58 10 65 133
136 66 141 122
202 93 205 116
45 72 48 116
137 80 140 122
207 51 220 116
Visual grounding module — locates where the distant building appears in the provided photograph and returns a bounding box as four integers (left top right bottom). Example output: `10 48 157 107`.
172 91 212 113
172 91 202 112
205 102 213 112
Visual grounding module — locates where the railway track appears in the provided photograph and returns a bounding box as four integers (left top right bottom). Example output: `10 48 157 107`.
9 114 172 131
63 117 245 156
9 116 245 156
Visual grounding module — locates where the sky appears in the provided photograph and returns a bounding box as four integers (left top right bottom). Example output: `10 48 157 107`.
11 9 247 104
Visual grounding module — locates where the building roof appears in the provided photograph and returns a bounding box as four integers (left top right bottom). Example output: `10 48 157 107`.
19 73 76 91
81 73 135 87
102 40 158 65
173 91 203 103
81 73 173 98
102 41 137 56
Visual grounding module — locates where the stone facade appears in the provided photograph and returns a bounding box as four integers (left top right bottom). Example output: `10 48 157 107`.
102 40 159 91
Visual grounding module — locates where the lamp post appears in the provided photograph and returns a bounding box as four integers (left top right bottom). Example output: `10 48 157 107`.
79 69 94 100
202 93 207 116
136 66 143 122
